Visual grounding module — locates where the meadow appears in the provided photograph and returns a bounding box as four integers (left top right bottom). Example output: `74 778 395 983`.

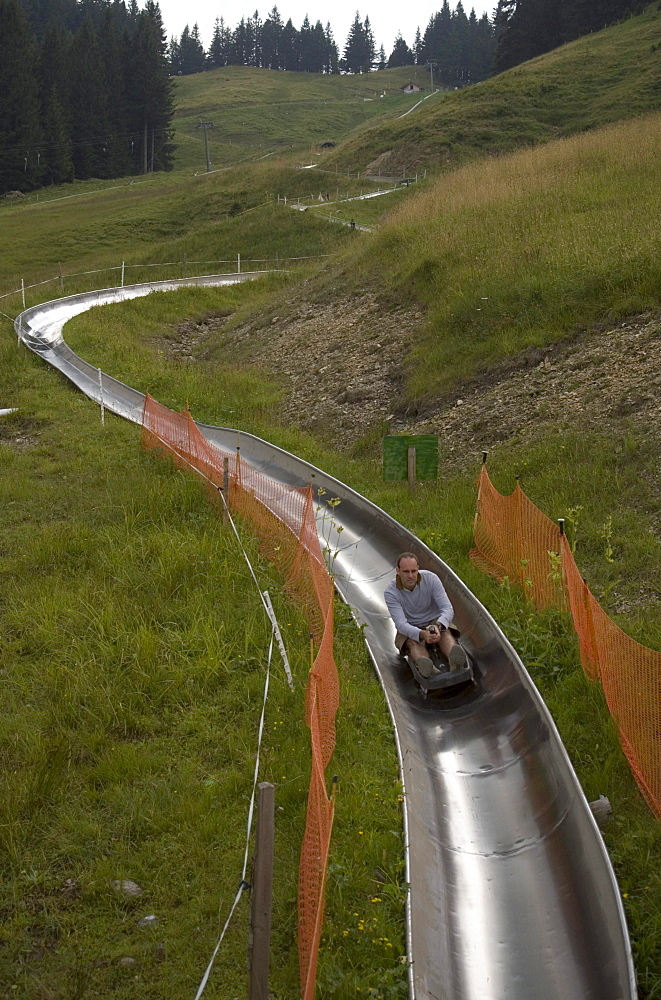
2 8 661 997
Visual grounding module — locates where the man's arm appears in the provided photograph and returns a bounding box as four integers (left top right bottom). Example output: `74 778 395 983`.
427 573 455 629
384 587 424 642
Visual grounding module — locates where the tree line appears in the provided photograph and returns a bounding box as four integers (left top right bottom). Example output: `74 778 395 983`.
493 0 649 72
168 4 497 82
0 0 174 195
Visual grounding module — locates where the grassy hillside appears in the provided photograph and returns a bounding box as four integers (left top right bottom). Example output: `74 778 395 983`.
332 113 661 402
324 3 661 174
2 10 661 998
0 162 370 302
171 64 430 172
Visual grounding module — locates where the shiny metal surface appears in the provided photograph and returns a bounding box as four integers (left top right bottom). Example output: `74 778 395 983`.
17 280 637 1000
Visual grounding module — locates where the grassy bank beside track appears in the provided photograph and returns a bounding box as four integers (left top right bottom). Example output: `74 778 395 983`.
0 161 372 300
52 286 661 996
0 316 409 999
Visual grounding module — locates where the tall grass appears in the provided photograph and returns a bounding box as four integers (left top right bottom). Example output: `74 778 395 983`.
348 114 661 400
0 304 410 999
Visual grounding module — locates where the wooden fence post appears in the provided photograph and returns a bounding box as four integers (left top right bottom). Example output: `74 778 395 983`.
249 782 275 1000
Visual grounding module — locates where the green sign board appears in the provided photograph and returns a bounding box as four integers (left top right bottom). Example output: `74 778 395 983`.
383 434 438 482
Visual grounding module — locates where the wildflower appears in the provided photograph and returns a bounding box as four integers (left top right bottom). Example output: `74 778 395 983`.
371 897 382 903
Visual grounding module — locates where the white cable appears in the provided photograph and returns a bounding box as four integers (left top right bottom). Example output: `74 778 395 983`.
217 485 294 689
193 629 274 1000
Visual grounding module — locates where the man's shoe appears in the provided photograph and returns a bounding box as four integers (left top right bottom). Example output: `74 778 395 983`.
449 645 468 672
416 656 441 678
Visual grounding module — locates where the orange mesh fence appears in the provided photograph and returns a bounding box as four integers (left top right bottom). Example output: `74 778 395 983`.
471 466 566 608
471 464 661 821
141 394 339 996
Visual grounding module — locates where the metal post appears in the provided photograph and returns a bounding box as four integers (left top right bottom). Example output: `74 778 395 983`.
21 279 25 309
237 253 241 274
196 120 215 172
407 446 417 491
98 368 105 427
248 782 275 1000
482 450 488 464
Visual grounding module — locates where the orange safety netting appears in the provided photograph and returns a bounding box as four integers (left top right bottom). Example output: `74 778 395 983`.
141 394 339 997
471 464 661 821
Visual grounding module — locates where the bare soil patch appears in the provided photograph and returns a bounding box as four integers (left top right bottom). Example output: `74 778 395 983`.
0 415 45 451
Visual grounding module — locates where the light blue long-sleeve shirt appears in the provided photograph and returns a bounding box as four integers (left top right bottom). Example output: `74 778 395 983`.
384 569 454 643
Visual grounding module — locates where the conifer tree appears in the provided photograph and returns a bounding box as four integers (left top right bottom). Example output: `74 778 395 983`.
342 11 372 72
68 15 112 178
127 2 174 173
178 23 206 74
38 21 74 185
324 22 339 73
280 17 299 69
388 32 414 67
0 0 41 192
260 7 281 69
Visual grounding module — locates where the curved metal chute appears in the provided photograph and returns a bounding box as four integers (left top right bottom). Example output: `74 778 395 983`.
16 279 637 1000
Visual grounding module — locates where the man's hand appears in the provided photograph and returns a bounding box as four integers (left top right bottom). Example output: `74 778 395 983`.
420 625 441 645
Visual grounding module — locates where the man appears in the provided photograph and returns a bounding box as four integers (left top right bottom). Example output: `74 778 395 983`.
384 552 467 679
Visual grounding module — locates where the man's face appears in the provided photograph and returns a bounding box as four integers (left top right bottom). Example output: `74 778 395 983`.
397 557 419 591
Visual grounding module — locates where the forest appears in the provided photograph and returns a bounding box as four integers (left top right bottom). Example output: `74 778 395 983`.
169 4 497 85
0 0 174 194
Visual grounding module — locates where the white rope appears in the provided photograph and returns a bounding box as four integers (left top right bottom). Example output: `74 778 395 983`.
217 486 294 689
193 629 274 999
2 255 332 302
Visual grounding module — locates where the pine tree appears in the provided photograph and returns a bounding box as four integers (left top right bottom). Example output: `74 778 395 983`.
0 0 41 193
324 22 339 73
364 16 376 68
413 26 423 64
388 33 414 68
280 17 299 70
127 2 174 173
261 7 282 69
100 3 132 175
342 11 372 73
168 34 181 74
38 21 74 185
178 23 206 74
68 14 112 178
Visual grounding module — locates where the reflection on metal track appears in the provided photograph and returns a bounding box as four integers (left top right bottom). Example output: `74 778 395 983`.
16 278 637 1000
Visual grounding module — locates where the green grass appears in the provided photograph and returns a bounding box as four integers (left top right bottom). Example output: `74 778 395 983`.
171 64 431 173
2 12 661 995
325 3 661 174
326 113 661 404
0 313 409 999
26 283 660 996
